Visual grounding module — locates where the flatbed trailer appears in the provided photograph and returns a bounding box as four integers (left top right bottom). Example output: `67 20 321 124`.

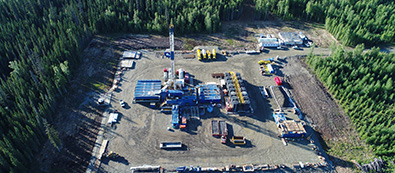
219 121 228 143
211 120 220 136
219 121 228 136
160 142 182 149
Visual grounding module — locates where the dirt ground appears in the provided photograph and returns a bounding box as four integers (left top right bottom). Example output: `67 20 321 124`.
109 18 336 52
179 19 336 51
97 48 337 172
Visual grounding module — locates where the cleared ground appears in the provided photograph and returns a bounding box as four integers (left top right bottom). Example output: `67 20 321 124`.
282 58 374 172
99 48 334 172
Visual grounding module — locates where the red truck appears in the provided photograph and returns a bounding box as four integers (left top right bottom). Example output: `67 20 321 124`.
275 76 282 86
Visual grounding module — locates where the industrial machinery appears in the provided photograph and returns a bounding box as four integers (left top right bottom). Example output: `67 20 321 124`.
103 151 120 159
133 25 222 129
273 110 306 138
258 58 274 65
231 136 246 145
221 50 228 56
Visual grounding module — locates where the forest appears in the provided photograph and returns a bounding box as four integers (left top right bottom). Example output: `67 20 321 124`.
306 45 395 170
0 0 242 171
254 0 395 46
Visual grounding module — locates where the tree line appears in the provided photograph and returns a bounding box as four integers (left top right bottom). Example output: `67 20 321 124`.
0 0 243 172
254 0 395 46
306 45 395 171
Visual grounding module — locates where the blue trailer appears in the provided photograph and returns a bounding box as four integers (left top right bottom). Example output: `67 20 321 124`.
172 105 180 128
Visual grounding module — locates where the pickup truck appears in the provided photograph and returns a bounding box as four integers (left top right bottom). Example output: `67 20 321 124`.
231 136 246 145
120 100 125 107
292 45 302 50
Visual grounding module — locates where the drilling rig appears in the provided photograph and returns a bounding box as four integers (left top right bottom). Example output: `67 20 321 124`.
169 24 176 89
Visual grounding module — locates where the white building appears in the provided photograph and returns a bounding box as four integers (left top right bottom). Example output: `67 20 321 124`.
278 32 303 46
122 51 141 59
258 38 279 48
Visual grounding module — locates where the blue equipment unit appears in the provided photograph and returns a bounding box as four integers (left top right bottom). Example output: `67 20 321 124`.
172 105 180 128
197 84 221 103
273 112 287 126
134 80 162 102
177 166 186 172
161 90 184 99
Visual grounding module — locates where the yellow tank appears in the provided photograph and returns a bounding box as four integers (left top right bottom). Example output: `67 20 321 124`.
197 49 201 60
258 60 272 65
207 50 211 59
212 49 216 59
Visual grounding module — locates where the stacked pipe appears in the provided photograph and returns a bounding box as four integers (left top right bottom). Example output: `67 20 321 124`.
224 72 251 113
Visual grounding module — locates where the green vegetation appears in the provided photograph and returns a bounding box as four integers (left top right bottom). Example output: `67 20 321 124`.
254 0 395 46
326 138 373 165
306 45 395 170
0 0 243 171
227 39 235 45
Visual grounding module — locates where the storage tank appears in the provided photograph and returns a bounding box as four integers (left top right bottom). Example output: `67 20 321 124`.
202 49 206 59
179 68 184 79
212 49 216 59
267 64 274 74
164 68 168 81
197 49 201 60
